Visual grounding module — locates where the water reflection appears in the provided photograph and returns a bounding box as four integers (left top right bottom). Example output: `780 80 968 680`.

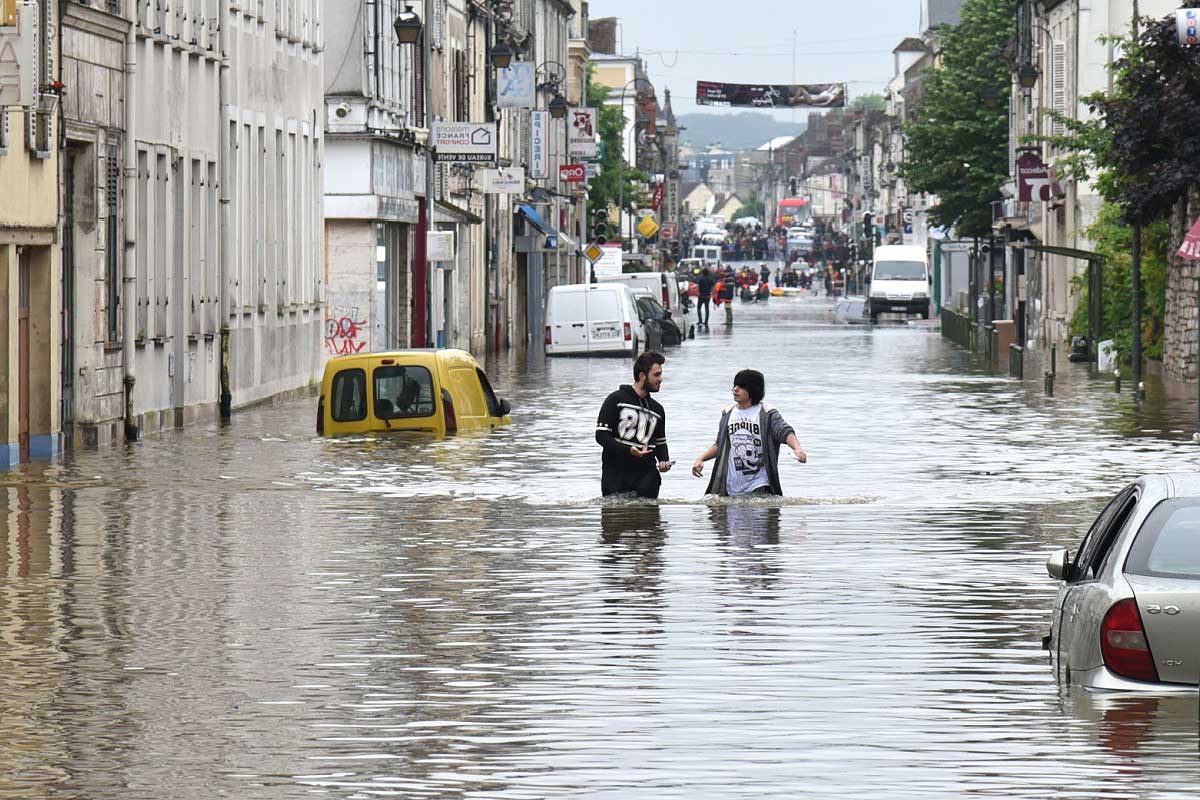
3 296 1200 798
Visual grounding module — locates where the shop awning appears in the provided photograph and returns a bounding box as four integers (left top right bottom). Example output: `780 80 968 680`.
434 200 483 225
516 204 558 237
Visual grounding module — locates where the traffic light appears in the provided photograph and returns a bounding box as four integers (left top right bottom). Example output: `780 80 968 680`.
789 177 798 196
592 208 609 245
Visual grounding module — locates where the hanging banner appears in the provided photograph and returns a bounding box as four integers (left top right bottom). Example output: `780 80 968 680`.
695 81 846 109
559 164 585 183
529 110 549 179
1177 9 1200 45
651 182 664 211
497 62 536 108
1176 214 1200 260
567 108 598 159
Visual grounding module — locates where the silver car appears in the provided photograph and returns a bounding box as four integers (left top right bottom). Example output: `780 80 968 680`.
1046 473 1200 692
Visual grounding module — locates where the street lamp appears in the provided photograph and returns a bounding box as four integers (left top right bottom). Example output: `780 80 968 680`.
548 92 568 119
614 76 653 245
489 39 513 69
393 4 421 44
1017 63 1040 89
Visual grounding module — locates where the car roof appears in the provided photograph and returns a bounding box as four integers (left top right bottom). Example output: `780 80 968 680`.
323 348 481 371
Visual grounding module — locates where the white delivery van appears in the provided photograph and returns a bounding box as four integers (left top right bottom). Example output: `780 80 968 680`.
867 244 931 321
597 272 696 341
692 244 722 266
545 283 647 356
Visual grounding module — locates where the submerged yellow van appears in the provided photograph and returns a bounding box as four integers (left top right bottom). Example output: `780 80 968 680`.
317 350 511 436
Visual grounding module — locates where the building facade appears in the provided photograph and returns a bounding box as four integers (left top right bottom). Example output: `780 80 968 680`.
0 0 60 466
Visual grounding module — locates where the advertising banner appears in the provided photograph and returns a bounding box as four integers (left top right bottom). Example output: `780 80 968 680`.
593 244 624 278
426 231 455 263
479 167 525 194
529 110 549 179
695 81 846 109
431 122 497 164
497 62 536 108
568 108 598 159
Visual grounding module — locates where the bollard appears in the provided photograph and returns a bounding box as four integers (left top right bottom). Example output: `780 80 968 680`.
1044 370 1054 396
1114 368 1122 393
1138 381 1146 400
1050 344 1057 375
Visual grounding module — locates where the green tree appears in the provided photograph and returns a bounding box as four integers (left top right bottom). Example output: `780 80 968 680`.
850 93 885 112
586 68 647 230
899 0 1016 237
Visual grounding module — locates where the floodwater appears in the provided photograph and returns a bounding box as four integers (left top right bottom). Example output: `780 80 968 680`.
3 274 1200 799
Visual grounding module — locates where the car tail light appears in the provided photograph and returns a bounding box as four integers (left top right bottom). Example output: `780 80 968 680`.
544 325 552 346
1100 599 1158 682
662 283 670 309
623 322 631 341
441 388 458 434
316 396 325 435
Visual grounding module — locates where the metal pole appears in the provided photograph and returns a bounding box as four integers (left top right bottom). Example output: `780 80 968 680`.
423 0 435 347
1196 275 1200 431
1132 222 1142 394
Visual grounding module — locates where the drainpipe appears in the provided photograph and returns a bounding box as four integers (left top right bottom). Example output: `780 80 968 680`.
218 0 232 419
122 4 139 441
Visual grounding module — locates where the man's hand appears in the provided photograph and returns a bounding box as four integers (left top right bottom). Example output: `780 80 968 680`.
657 461 674 473
630 445 654 458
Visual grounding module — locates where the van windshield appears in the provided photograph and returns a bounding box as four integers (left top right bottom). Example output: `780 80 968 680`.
874 260 926 281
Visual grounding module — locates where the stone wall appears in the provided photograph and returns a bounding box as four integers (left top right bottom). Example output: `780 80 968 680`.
1163 189 1200 381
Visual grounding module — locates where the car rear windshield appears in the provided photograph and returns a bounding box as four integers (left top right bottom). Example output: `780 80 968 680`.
331 368 367 422
373 365 435 419
1125 498 1200 579
874 260 926 281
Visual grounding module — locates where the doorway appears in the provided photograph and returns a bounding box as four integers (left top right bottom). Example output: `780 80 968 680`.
62 151 76 447
18 248 30 463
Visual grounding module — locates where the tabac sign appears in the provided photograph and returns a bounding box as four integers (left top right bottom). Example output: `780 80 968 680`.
0 2 37 109
1016 152 1053 202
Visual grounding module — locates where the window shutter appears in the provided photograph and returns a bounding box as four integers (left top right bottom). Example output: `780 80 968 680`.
1051 42 1067 137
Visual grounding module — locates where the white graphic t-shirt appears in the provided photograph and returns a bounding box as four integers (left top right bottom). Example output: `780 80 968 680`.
725 404 769 495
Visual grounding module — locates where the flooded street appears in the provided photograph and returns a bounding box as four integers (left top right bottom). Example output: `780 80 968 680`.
4 288 1200 799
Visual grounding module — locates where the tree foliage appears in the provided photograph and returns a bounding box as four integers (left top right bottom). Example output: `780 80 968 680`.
586 68 647 221
850 93 885 112
1068 203 1169 361
899 0 1016 237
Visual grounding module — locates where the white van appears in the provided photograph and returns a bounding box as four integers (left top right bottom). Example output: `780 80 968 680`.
597 272 696 341
692 244 722 266
545 283 647 356
868 244 931 321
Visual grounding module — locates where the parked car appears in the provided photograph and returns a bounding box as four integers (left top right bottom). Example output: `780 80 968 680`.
317 349 511 437
1045 473 1200 692
544 283 647 356
630 288 683 346
597 272 696 340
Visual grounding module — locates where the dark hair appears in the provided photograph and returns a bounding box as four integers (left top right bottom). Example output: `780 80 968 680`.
733 368 765 404
633 351 665 383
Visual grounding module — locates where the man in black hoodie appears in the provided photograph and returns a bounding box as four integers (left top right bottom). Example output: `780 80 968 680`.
595 352 673 498
696 267 715 325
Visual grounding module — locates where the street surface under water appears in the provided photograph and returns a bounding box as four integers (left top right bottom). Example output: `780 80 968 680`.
4 270 1200 798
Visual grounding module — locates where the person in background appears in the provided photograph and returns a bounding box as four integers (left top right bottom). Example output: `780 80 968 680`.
691 369 806 496
696 267 715 326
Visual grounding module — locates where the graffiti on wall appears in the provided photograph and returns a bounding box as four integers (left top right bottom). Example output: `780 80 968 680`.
325 306 368 355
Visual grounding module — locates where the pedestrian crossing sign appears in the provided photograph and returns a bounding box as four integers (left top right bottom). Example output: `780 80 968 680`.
584 242 605 265
636 216 660 239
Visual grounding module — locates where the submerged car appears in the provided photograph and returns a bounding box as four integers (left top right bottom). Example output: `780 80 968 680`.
1046 474 1200 692
318 349 511 436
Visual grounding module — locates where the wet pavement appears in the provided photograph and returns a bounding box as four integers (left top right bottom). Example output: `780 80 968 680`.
4 275 1200 798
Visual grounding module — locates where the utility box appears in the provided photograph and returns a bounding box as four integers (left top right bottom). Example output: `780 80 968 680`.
993 320 1015 356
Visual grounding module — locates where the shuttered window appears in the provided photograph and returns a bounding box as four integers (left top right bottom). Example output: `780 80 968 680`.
1051 42 1067 138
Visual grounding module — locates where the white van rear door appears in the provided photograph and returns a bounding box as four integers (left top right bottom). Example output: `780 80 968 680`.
585 289 624 348
551 289 588 350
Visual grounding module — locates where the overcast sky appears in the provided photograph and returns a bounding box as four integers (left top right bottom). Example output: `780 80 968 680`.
589 0 925 118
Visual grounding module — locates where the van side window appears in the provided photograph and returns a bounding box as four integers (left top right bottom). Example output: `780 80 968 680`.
331 369 367 422
476 369 501 416
373 366 435 419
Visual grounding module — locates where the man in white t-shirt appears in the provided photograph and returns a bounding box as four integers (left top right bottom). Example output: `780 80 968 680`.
691 369 806 496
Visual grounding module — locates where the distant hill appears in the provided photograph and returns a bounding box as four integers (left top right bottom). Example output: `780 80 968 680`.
677 112 807 152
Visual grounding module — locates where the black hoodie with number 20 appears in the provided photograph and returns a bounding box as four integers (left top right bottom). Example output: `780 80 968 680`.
594 385 669 475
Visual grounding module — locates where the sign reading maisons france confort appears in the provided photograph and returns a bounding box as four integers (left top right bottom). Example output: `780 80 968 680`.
431 123 498 164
